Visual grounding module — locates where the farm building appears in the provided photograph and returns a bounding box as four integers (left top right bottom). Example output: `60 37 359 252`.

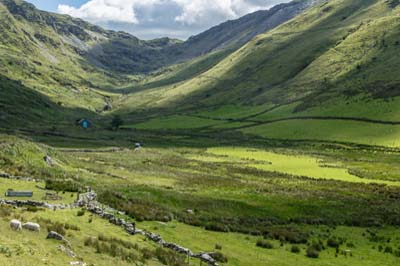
5 190 33 197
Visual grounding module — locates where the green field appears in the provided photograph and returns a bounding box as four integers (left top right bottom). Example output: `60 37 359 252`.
139 221 400 266
241 120 400 147
1 133 400 265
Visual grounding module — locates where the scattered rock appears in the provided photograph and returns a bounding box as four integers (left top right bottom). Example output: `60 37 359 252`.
70 262 86 266
44 155 54 166
59 245 76 258
193 252 218 265
103 103 113 111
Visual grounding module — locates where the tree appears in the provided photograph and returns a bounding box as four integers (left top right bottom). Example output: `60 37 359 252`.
111 115 124 130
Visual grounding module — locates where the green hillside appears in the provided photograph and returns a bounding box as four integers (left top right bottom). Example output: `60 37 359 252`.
120 0 400 148
0 0 323 130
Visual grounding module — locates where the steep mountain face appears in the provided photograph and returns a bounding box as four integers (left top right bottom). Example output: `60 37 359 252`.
0 0 180 75
84 0 326 72
178 0 326 59
0 0 323 76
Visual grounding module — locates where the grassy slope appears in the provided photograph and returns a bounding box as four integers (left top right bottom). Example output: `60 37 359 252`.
117 0 400 148
139 221 399 266
0 0 122 111
0 207 164 266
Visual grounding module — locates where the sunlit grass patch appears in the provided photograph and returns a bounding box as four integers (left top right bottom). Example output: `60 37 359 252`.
203 147 400 186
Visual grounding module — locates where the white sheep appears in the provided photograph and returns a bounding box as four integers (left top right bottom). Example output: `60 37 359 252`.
10 219 22 231
22 222 40 232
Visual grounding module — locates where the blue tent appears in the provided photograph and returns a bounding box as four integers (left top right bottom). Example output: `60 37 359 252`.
77 118 91 129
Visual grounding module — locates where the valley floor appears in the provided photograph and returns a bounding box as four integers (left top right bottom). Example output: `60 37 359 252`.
0 132 399 265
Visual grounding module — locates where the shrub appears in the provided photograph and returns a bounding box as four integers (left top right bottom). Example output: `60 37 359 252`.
306 247 319 258
327 238 340 248
0 245 12 257
84 237 95 246
210 252 228 263
0 206 12 217
26 206 41 212
256 240 274 249
309 240 325 251
77 210 85 217
265 227 309 244
205 223 229 232
141 248 154 260
98 234 108 241
64 223 80 231
215 244 222 250
45 179 81 192
47 222 66 236
111 115 124 130
291 245 301 253
155 248 186 266
384 246 393 253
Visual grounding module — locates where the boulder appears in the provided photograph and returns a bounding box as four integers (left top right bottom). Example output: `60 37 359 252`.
47 231 65 241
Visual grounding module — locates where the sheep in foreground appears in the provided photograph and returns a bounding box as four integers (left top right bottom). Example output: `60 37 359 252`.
22 222 40 232
10 219 22 231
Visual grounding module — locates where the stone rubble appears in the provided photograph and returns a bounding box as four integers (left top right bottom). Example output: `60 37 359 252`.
58 245 76 258
0 199 75 210
78 191 219 265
